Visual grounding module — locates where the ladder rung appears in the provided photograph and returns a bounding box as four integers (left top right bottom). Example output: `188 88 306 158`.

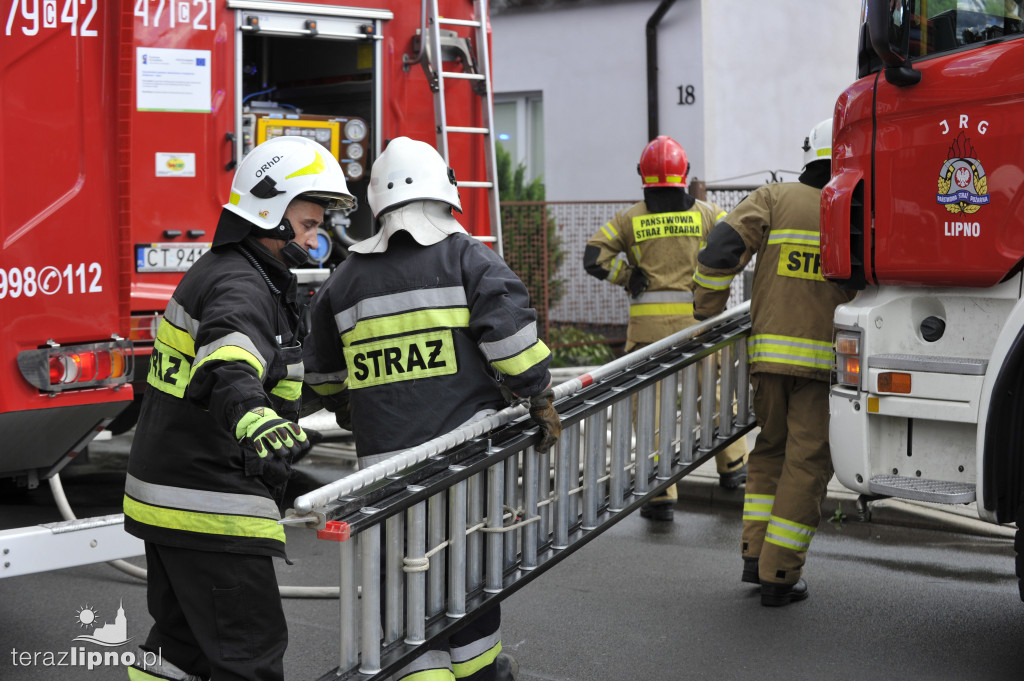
441 71 485 81
438 17 482 28
457 181 494 188
447 126 490 134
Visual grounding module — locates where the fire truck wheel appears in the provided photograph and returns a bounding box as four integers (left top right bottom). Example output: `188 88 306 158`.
1016 501 1024 602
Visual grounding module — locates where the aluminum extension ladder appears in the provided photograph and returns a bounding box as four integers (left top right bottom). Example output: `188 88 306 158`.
406 0 503 253
283 302 754 681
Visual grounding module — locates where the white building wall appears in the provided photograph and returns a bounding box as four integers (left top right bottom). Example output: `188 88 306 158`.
491 0 697 201
701 0 863 184
492 0 863 199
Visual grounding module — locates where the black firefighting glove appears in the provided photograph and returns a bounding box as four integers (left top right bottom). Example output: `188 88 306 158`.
235 406 312 461
628 268 650 298
329 388 353 432
529 388 561 453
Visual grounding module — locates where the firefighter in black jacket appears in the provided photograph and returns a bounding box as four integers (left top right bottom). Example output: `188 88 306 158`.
304 136 559 681
693 119 855 607
124 135 354 680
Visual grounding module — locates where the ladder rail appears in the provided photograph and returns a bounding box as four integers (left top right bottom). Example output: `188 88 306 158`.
420 0 502 254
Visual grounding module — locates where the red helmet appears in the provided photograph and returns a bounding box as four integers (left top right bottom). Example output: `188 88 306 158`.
637 136 689 188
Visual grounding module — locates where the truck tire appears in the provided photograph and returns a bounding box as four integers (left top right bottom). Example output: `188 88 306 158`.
1017 501 1024 602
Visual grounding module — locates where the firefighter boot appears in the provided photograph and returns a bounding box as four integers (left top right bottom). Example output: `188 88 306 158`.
640 484 676 521
717 443 749 490
761 578 809 607
742 557 759 585
495 653 519 681
639 499 674 521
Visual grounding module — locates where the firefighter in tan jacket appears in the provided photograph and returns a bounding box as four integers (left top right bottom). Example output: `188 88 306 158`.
584 136 748 521
694 119 855 606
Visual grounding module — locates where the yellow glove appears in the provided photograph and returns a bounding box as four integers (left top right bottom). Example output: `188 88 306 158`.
235 406 310 460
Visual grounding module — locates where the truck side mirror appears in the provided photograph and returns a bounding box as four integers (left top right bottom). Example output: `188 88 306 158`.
867 0 922 87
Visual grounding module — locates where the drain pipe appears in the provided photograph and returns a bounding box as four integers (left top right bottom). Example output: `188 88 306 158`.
646 0 678 141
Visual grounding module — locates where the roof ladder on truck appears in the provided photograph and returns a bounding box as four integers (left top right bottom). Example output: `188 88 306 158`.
408 0 503 255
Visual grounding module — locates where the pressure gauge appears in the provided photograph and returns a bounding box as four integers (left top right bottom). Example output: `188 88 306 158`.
345 162 363 180
344 119 367 142
346 143 364 160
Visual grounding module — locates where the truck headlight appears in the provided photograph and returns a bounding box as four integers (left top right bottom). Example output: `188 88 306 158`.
835 329 862 389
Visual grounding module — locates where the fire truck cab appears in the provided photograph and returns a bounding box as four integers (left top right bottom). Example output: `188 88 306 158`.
821 0 1024 596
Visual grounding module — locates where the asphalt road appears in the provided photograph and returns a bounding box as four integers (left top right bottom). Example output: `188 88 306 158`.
1 435 1022 681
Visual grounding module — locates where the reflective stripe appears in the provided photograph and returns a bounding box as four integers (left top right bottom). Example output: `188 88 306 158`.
479 322 539 362
306 370 347 396
607 257 624 281
600 221 618 240
126 474 281 520
767 229 820 246
403 670 456 681
193 331 267 378
491 340 550 377
270 361 304 400
335 287 468 335
451 629 500 664
396 650 455 681
765 514 816 552
748 334 833 370
743 493 774 522
694 269 734 291
123 496 285 543
271 378 302 401
632 290 694 304
452 637 501 678
306 369 348 385
629 303 694 317
341 308 470 345
284 361 303 381
163 298 200 338
155 318 196 358
631 245 641 261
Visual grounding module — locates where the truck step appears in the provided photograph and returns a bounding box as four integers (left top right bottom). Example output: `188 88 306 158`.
868 475 975 504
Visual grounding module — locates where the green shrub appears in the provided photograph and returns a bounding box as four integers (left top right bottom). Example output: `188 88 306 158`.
548 326 615 368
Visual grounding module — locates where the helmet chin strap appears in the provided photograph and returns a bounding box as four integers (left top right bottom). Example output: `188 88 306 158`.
281 241 312 268
270 218 312 267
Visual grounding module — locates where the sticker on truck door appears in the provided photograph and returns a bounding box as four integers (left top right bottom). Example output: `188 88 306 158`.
936 128 990 215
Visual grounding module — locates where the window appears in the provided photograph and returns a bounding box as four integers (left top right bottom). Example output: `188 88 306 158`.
910 0 1023 57
494 93 544 185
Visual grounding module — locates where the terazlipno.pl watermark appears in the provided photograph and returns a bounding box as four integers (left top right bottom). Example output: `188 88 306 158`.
9 647 162 672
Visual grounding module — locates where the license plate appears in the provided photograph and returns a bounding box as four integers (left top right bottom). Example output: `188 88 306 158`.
136 243 211 272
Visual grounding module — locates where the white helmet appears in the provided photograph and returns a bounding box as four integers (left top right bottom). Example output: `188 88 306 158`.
802 118 833 168
367 137 461 217
223 136 355 230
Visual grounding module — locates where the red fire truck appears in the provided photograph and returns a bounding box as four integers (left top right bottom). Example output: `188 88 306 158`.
1 0 499 573
821 0 1024 598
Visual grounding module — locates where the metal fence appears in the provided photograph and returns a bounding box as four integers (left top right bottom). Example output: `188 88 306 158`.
500 184 760 354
